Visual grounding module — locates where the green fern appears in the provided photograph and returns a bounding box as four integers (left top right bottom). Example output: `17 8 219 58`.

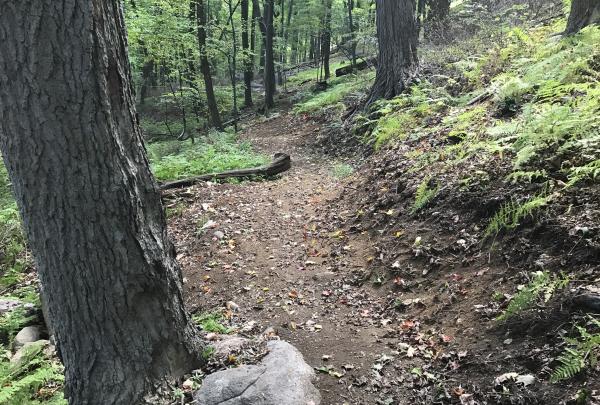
551 318 600 383
485 186 552 237
497 271 569 321
566 159 600 188
411 177 439 214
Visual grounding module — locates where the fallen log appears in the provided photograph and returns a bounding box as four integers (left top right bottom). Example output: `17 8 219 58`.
335 57 377 77
159 153 291 190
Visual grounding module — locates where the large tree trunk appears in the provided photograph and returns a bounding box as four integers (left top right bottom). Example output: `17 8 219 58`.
367 0 418 105
242 0 254 107
0 1 202 403
565 0 600 34
264 0 277 108
197 0 223 129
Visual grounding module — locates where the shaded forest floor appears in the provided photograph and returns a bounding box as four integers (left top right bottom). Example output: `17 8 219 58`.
166 100 600 404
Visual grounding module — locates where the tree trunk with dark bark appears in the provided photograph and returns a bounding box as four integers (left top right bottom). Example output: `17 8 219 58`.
197 0 223 129
0 1 202 404
242 0 254 107
367 0 418 105
565 0 600 34
264 0 277 108
321 0 333 80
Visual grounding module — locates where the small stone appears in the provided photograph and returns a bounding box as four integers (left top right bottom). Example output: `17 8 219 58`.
206 333 219 341
226 301 240 312
14 326 41 350
214 231 225 240
11 340 49 365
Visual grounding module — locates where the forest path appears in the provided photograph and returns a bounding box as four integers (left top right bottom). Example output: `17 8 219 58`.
167 110 395 405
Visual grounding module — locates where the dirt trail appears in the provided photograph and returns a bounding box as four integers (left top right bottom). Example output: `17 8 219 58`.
167 111 400 404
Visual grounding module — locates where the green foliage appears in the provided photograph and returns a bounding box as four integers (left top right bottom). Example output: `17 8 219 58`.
566 159 600 187
497 271 569 322
293 73 373 115
485 187 552 237
201 346 216 361
493 76 532 114
551 317 600 383
0 342 66 404
193 312 231 334
331 163 354 179
411 177 439 214
0 307 35 345
147 131 269 181
505 170 547 184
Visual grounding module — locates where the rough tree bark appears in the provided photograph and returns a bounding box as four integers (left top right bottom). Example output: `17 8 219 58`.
367 0 418 105
242 0 254 107
321 0 333 80
565 0 600 34
425 0 451 38
264 0 277 108
0 1 202 404
197 0 223 129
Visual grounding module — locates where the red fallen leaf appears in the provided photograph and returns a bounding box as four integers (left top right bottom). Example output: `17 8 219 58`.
450 273 463 281
393 277 406 286
400 320 415 330
453 387 465 397
289 290 299 299
441 334 454 343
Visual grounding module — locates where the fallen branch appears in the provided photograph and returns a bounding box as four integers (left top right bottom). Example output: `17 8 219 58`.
159 153 291 190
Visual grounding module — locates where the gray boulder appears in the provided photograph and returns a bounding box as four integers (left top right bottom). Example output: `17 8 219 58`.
14 326 41 350
194 340 320 405
0 299 21 315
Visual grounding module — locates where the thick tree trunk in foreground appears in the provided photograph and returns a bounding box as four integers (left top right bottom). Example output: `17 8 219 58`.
197 0 223 129
565 0 600 34
367 0 418 105
0 2 202 403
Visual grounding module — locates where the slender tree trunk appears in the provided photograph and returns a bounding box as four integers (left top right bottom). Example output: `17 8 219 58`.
197 0 223 129
347 0 357 70
252 0 268 74
321 0 333 80
229 0 239 131
0 1 202 404
425 0 450 40
140 58 156 105
367 0 418 105
565 0 600 34
242 0 254 107
264 0 277 108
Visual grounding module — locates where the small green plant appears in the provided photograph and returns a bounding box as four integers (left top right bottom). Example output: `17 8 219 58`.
0 342 66 404
566 159 600 188
331 163 354 179
0 307 36 344
497 271 569 321
551 316 600 383
485 187 552 237
201 346 215 360
411 177 439 214
505 170 547 184
193 312 231 334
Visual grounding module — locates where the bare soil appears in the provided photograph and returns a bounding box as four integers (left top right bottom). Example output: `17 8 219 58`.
167 110 600 405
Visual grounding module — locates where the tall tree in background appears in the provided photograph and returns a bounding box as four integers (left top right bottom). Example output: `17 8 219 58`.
0 1 202 403
263 0 277 108
321 0 333 80
565 0 600 34
197 0 223 128
367 0 418 104
242 0 254 106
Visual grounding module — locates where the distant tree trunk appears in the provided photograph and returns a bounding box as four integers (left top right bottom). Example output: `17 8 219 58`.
425 0 450 39
347 0 357 70
140 58 156 105
321 0 333 80
264 0 277 108
242 0 254 107
0 1 202 404
197 0 223 128
367 0 418 105
565 0 600 34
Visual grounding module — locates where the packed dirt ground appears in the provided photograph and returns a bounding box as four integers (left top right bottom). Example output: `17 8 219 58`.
165 108 600 405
